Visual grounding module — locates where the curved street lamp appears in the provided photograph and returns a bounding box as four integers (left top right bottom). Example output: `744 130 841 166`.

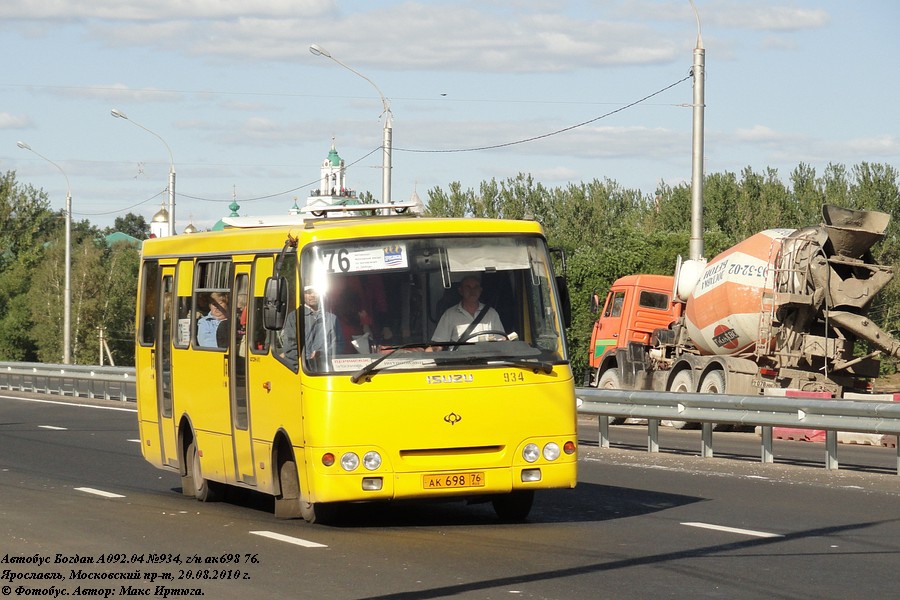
16 141 72 365
309 43 392 205
111 109 177 236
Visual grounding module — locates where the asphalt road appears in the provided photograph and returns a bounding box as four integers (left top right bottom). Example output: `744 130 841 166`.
2 392 900 599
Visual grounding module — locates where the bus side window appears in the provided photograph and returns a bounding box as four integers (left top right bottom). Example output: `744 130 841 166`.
273 254 298 372
175 295 192 348
139 261 160 346
250 284 269 354
233 277 249 353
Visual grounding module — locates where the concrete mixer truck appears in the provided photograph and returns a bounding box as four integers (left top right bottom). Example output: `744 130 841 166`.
586 205 900 407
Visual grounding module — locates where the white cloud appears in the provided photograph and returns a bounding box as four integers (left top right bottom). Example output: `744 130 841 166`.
5 1 686 73
614 1 829 31
39 83 183 103
716 5 830 31
845 135 900 157
734 124 781 142
0 0 337 20
0 112 32 128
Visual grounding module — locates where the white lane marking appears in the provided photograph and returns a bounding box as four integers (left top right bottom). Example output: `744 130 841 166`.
0 394 136 413
39 425 68 430
127 439 141 443
681 522 783 538
75 487 126 499
250 531 328 548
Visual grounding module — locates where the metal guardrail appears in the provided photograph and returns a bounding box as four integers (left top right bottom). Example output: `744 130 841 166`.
577 387 900 475
2 361 899 474
0 362 136 402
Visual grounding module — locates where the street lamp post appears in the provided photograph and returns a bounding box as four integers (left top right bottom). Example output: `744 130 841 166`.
309 43 392 205
16 141 72 365
111 109 176 236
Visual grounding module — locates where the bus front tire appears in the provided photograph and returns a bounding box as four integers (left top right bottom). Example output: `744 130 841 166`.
275 460 303 519
275 459 329 523
492 490 534 522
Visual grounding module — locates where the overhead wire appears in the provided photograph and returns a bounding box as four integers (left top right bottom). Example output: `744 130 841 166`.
175 75 690 203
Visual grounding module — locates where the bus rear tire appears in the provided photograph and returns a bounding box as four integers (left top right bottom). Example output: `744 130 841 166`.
187 442 221 502
492 490 534 522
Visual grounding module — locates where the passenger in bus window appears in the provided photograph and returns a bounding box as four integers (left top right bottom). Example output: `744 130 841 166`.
197 292 228 347
335 290 375 353
216 291 247 350
302 286 340 362
280 310 300 370
431 275 503 344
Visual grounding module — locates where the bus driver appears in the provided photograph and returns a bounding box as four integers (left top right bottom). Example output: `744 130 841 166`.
431 275 503 344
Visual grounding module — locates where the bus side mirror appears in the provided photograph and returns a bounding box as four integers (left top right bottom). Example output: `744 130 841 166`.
556 276 572 328
263 277 287 330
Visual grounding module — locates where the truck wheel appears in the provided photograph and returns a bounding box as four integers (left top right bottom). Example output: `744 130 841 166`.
596 369 626 425
699 371 732 431
664 370 694 430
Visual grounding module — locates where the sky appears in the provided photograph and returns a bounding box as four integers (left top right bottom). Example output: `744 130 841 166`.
2 0 899 232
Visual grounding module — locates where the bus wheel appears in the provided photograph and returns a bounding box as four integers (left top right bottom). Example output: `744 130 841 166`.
492 490 534 522
187 442 220 502
596 369 626 425
274 460 303 519
300 500 321 524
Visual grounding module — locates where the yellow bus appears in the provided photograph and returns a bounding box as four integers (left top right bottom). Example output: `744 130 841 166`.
135 205 577 522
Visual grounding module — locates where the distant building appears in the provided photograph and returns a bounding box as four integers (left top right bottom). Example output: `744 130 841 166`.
103 231 141 248
149 205 169 238
305 139 360 211
212 200 241 232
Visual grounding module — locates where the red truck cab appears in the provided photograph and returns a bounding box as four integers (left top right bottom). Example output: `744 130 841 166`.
589 274 681 374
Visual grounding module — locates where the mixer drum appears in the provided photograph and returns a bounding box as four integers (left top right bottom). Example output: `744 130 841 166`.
684 228 795 356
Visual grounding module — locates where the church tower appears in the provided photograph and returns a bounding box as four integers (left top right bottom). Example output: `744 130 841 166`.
149 203 169 238
305 138 358 210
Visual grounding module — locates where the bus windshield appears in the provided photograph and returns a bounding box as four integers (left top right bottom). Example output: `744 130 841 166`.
296 234 566 376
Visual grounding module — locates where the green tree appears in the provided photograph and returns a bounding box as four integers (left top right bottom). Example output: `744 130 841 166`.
107 213 150 239
100 242 141 366
0 171 57 361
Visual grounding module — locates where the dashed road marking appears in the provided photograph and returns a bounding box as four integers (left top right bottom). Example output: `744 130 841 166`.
39 425 68 430
682 522 783 538
1 394 136 412
74 487 126 499
250 530 327 548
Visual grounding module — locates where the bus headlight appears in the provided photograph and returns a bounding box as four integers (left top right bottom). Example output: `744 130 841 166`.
542 442 561 461
363 451 382 471
340 452 360 471
523 443 540 463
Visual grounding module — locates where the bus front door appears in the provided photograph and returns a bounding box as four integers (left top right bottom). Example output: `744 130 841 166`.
157 269 179 468
230 269 255 485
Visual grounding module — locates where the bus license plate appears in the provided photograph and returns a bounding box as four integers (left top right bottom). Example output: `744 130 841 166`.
423 472 485 489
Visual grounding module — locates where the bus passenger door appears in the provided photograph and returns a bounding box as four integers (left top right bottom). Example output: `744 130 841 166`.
230 268 255 485
157 268 179 468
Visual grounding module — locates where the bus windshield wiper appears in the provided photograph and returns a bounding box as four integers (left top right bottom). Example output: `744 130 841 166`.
490 359 554 374
436 354 555 374
350 343 450 384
